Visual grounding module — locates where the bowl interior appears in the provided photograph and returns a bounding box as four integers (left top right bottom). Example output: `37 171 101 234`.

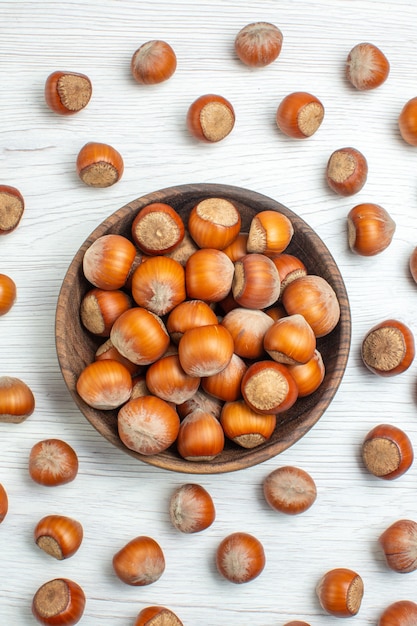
55 183 351 474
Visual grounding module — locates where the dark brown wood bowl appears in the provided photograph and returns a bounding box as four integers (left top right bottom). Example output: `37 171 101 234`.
55 183 351 474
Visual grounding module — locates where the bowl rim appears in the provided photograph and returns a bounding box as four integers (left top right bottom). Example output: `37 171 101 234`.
55 182 351 474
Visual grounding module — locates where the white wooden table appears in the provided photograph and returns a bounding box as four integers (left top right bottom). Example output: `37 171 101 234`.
1 1 417 623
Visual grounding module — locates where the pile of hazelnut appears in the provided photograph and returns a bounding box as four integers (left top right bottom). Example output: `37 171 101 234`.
1 17 417 626
75 200 340 463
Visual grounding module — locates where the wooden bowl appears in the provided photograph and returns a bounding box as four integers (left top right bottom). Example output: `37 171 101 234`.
55 183 351 474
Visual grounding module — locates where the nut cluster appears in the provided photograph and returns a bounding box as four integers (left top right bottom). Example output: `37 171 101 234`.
26 438 86 625
111 472 320 596
2 13 417 626
75 199 341 461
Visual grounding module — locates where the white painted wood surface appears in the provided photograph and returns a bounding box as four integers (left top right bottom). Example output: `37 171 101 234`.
1 0 417 623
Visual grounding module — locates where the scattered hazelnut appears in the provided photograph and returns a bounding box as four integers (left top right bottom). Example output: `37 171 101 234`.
34 514 83 560
379 519 417 573
29 439 78 486
44 70 92 114
216 532 265 583
378 600 417 625
263 465 317 514
0 376 35 423
276 92 324 138
169 483 216 533
186 94 235 143
234 22 283 67
112 535 165 586
362 424 414 480
347 203 396 256
0 185 25 235
0 483 8 523
0 273 16 316
76 141 124 188
361 319 415 376
326 147 368 196
32 578 86 626
346 43 390 90
316 567 364 618
134 606 184 626
409 246 417 283
399 97 417 146
131 40 177 84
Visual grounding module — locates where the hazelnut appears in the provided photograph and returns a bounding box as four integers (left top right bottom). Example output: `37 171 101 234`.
326 147 368 196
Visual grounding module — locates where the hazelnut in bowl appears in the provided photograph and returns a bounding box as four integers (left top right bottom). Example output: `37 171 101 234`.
55 183 351 474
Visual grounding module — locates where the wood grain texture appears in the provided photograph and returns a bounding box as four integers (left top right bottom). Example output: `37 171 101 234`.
1 0 417 624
